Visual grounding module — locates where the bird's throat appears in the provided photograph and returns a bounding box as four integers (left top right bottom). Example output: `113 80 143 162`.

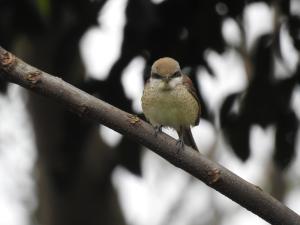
159 81 171 91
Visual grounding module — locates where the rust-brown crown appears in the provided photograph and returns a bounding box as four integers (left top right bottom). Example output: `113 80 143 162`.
151 57 180 77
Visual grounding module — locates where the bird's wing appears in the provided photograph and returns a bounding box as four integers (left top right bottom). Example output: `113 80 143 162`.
182 74 201 125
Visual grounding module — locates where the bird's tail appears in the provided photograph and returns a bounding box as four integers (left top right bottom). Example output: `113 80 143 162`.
180 127 198 151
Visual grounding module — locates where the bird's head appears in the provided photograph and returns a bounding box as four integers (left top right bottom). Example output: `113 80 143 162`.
150 57 183 90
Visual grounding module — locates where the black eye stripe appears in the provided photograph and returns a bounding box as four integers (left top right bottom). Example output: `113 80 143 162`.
172 71 181 78
151 73 162 79
151 71 181 79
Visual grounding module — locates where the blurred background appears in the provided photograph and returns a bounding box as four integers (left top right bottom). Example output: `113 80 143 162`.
0 0 300 225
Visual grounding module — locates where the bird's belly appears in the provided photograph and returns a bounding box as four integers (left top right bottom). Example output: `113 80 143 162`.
142 86 199 130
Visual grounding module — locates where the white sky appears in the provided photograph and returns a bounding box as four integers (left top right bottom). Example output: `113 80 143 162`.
0 85 36 225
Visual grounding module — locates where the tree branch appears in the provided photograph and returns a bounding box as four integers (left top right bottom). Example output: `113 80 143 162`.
0 46 299 225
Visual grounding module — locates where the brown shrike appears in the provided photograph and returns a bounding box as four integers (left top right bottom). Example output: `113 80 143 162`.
141 57 201 151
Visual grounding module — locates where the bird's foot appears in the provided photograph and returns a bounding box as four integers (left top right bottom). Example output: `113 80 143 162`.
154 125 163 137
176 138 184 153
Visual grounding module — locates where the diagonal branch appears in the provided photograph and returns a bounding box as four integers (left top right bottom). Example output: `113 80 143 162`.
0 46 299 225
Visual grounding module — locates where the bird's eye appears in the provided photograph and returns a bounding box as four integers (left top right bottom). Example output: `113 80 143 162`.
151 73 162 79
172 71 181 78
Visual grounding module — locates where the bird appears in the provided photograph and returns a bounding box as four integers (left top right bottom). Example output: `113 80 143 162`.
141 57 201 151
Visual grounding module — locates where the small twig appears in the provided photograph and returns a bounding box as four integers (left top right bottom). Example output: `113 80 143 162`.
0 46 299 225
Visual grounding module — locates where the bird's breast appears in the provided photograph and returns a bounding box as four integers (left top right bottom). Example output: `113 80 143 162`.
142 83 199 130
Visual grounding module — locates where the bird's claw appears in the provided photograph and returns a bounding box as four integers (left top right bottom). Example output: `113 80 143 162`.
176 138 184 153
154 125 163 137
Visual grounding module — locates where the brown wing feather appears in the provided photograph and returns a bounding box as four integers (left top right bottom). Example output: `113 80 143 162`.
182 74 201 125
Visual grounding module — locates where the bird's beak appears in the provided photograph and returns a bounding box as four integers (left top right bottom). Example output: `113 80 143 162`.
163 76 171 83
159 76 171 90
